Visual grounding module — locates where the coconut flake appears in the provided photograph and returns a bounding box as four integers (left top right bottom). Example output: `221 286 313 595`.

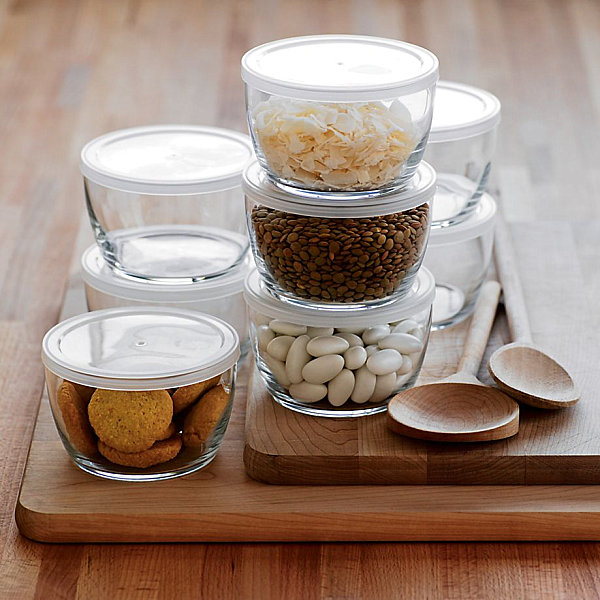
251 97 418 191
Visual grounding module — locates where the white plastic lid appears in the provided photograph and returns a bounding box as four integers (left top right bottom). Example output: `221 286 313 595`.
428 193 497 245
429 81 501 142
244 267 435 328
42 307 240 390
241 35 439 101
80 125 254 195
81 245 251 302
243 160 436 217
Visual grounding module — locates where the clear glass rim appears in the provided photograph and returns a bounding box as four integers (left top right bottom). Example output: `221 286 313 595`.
80 125 253 195
429 80 501 142
42 307 240 390
241 34 439 101
429 193 497 245
81 244 251 302
244 267 435 328
243 160 437 217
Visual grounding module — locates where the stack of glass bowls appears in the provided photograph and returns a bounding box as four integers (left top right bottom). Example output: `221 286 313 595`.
79 124 255 348
422 81 502 328
241 34 441 416
42 125 257 481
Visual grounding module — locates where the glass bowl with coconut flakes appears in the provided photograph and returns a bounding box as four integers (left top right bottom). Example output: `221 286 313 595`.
242 35 439 196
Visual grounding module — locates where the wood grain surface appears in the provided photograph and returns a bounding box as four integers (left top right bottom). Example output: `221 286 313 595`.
3 0 600 598
246 222 598 484
17 340 600 543
10 263 594 542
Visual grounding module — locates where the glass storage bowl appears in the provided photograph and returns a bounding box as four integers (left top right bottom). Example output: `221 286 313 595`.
80 125 253 282
42 307 240 481
244 267 434 417
81 245 251 356
424 193 497 329
243 160 436 307
424 81 501 226
242 35 438 195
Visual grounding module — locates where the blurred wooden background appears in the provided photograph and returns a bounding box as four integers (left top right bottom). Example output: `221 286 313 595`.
1 0 600 598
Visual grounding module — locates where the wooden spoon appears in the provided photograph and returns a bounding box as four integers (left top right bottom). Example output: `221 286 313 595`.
388 280 519 442
488 216 580 409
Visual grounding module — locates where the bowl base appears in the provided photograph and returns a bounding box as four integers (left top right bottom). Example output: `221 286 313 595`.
100 225 248 282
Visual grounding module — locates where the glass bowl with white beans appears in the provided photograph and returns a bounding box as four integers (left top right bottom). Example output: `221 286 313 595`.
244 267 435 417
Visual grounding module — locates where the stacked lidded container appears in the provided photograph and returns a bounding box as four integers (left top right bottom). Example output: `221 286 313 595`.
240 35 440 416
79 125 255 354
423 81 501 329
41 126 256 480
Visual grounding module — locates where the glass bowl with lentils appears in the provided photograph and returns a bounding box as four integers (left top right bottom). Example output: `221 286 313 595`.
243 160 436 308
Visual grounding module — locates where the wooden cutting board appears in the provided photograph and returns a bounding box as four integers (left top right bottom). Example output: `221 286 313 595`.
16 221 600 542
245 222 600 485
16 359 600 543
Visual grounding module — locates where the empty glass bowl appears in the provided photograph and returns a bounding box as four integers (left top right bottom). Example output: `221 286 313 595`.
424 81 501 226
81 245 251 355
424 193 497 329
80 125 253 282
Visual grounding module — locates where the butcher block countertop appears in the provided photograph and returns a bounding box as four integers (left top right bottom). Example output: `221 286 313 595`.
2 0 600 598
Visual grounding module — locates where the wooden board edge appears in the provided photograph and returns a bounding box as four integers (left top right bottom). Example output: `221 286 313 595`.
15 505 600 542
243 442 430 485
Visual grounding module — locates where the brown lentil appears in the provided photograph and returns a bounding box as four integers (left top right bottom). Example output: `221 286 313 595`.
250 203 429 303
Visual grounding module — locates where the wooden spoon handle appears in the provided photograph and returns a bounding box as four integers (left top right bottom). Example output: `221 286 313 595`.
457 280 502 376
493 215 533 344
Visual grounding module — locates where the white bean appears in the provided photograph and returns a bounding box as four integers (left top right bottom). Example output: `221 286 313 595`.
370 372 398 403
327 369 355 407
391 319 419 334
365 344 378 357
307 335 349 357
307 326 334 338
410 325 425 340
362 325 390 345
262 353 292 388
289 381 328 403
366 349 403 375
396 372 412 388
335 332 364 347
378 333 423 354
285 334 311 384
266 335 295 362
336 326 366 335
344 346 367 370
351 365 376 404
269 320 307 336
257 325 276 350
302 355 345 384
397 355 413 375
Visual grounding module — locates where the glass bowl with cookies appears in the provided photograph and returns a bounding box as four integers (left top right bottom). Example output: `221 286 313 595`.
41 307 240 481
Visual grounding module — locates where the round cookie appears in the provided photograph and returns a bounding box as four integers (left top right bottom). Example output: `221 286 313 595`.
98 434 182 468
88 389 173 453
183 385 230 449
156 422 176 441
172 375 221 415
57 381 97 455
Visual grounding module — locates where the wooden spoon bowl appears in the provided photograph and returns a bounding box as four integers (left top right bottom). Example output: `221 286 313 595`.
490 216 580 410
489 342 579 409
387 382 519 442
388 281 520 443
